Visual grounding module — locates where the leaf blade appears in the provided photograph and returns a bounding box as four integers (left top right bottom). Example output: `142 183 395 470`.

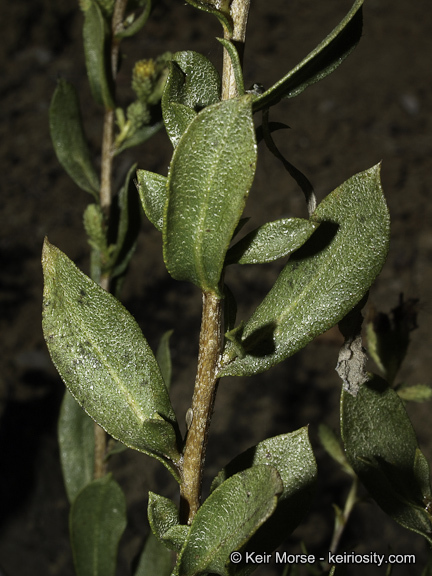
58 389 95 503
341 376 432 544
42 239 181 479
49 79 100 197
220 163 390 377
174 466 283 576
164 96 257 294
70 475 126 576
253 0 363 111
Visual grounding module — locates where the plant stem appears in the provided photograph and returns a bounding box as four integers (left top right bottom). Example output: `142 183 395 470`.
93 0 128 479
222 0 251 99
180 291 223 524
179 0 251 525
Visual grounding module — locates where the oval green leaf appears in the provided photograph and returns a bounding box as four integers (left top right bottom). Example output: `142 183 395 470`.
58 390 95 503
70 474 126 576
226 218 318 265
42 239 181 480
49 79 100 198
341 376 432 544
219 163 390 377
148 492 189 552
83 1 114 108
253 0 363 112
211 428 317 575
173 465 283 576
136 169 168 232
164 96 257 294
162 51 221 147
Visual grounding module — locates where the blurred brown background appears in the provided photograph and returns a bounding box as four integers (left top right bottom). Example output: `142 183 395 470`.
1 0 431 574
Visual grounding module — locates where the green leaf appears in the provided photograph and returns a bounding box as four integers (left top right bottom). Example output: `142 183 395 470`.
341 376 432 544
162 51 221 147
225 218 318 265
114 121 163 156
49 79 100 198
134 530 173 576
164 96 257 295
83 1 114 108
115 0 152 39
217 38 245 96
183 0 233 35
397 384 432 403
70 474 126 576
42 239 181 481
136 169 168 232
110 163 142 282
58 390 94 503
317 424 354 476
210 428 317 575
173 465 283 576
156 330 173 389
148 492 189 552
253 0 363 112
219 163 390 377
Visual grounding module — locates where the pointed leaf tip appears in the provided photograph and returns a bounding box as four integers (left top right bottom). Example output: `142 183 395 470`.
42 240 181 480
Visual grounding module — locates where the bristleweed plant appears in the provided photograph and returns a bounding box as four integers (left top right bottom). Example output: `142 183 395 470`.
44 0 432 574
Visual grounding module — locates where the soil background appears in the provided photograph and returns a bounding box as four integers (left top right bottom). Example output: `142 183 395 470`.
1 0 432 574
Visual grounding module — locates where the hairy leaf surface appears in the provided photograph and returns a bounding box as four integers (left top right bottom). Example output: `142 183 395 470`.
211 428 317 575
83 1 114 108
226 218 318 265
173 466 283 576
70 475 126 576
136 169 168 231
164 96 256 294
162 51 221 147
49 80 100 198
220 164 389 376
341 376 432 544
42 240 181 480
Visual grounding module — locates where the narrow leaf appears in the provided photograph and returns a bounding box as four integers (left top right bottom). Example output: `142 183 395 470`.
217 38 245 95
70 474 126 576
253 0 363 112
162 51 221 147
164 96 257 294
210 428 317 575
115 0 152 39
110 163 142 282
83 1 114 108
114 121 162 156
226 218 318 265
397 384 432 403
134 530 173 576
341 376 432 544
173 465 283 576
136 169 168 232
49 79 100 198
58 389 94 503
42 239 181 480
219 163 390 377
